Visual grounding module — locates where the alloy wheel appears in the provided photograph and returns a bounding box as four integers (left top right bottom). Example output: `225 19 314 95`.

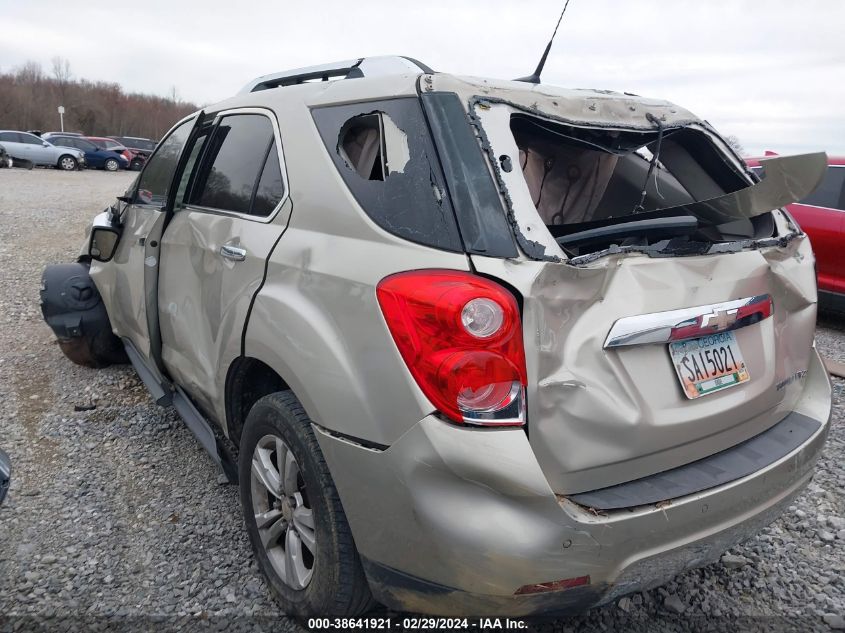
250 434 316 590
60 157 76 170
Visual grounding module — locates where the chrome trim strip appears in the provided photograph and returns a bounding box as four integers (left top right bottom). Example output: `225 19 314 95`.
604 294 773 349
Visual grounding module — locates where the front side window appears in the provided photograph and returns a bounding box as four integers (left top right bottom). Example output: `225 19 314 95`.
136 118 195 206
20 133 42 145
187 113 283 217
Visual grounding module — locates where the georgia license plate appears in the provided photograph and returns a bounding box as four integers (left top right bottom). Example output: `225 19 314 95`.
669 331 750 399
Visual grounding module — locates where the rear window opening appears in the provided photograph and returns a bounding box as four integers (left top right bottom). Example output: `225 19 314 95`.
506 114 776 258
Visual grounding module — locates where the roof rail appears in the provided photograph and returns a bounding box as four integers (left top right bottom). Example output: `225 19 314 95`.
238 56 433 94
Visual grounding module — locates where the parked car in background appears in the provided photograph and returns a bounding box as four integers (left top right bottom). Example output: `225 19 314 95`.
42 133 129 171
0 130 85 170
109 136 156 170
747 154 845 312
0 143 33 169
86 136 134 165
0 144 13 168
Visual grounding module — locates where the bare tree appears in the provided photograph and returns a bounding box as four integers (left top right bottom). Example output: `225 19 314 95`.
51 56 72 84
0 62 196 138
16 60 43 83
725 135 746 157
51 56 72 119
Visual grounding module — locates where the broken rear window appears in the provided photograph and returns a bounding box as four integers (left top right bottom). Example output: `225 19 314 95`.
475 102 795 261
312 98 463 252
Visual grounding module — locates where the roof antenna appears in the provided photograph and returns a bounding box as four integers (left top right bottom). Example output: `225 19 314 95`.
515 0 573 84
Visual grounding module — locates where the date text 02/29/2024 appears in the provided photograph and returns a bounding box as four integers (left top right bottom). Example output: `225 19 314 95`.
307 617 529 630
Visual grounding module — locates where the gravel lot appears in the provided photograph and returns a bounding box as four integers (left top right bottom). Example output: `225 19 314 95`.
0 168 842 632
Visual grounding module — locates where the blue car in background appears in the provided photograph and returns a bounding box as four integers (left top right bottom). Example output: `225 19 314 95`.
41 133 129 171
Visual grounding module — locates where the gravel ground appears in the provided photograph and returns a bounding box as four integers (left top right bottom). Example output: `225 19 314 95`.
0 168 842 632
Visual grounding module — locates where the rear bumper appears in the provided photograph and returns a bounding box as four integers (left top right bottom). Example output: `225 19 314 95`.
316 348 831 616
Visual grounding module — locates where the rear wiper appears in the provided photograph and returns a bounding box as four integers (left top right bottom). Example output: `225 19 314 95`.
556 215 698 248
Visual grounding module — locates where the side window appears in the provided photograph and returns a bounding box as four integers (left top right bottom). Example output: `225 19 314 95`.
187 113 282 216
20 133 42 145
800 167 845 210
136 118 195 206
252 141 285 216
174 124 213 209
311 98 464 252
0 133 17 142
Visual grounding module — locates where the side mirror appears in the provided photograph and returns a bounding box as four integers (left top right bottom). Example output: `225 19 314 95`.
42 142 50 147
88 211 122 262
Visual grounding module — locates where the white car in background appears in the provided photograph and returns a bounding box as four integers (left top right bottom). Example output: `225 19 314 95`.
0 131 86 170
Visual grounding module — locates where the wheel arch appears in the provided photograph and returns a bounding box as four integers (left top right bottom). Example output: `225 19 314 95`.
225 356 291 448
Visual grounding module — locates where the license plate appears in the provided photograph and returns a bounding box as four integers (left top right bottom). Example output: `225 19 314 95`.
669 331 750 399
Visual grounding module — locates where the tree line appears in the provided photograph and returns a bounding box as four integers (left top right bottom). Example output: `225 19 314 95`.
0 58 198 141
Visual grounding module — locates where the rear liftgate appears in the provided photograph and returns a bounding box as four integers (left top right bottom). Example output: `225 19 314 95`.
467 98 828 498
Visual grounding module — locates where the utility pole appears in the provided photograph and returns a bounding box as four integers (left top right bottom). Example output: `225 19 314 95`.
58 105 65 132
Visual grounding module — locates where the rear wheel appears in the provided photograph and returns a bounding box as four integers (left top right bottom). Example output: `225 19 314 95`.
57 155 77 171
239 391 374 616
130 159 143 171
104 158 119 171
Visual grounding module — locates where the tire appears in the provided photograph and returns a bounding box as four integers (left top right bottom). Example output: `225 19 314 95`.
104 158 119 172
57 155 77 171
57 330 127 368
239 391 374 617
130 159 143 171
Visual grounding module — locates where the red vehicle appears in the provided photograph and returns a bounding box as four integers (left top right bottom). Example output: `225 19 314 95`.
747 153 845 312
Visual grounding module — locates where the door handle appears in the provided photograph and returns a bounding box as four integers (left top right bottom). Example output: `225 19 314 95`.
220 244 247 262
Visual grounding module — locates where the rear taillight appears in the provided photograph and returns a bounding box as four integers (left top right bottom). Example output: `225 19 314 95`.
376 270 527 426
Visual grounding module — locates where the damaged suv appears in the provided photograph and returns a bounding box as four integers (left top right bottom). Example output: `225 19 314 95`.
41 56 831 616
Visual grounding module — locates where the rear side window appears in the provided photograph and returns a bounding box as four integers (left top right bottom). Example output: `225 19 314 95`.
312 98 463 252
187 113 284 217
0 132 17 142
800 166 845 210
252 141 285 216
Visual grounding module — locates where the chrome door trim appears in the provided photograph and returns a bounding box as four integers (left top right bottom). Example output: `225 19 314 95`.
604 294 773 349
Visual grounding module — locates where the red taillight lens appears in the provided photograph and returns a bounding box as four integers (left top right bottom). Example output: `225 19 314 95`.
376 270 527 426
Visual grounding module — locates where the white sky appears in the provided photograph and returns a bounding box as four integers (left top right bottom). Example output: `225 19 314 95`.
1 0 842 156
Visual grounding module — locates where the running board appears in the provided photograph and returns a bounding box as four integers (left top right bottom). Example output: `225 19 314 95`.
122 339 237 482
123 338 172 405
